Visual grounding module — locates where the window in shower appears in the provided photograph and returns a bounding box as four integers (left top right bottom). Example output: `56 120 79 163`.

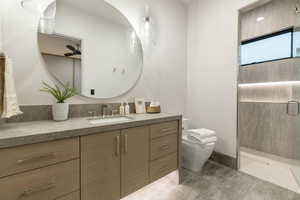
293 27 300 57
240 28 293 66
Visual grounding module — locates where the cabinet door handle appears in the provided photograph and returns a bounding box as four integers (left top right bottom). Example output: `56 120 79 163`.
17 152 56 165
19 181 56 198
160 144 170 150
116 136 120 157
161 128 173 132
124 134 128 154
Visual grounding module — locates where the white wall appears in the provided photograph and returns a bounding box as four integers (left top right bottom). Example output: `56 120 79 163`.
1 0 187 114
187 0 261 158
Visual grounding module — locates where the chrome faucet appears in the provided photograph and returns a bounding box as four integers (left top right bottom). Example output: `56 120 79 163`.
88 111 97 119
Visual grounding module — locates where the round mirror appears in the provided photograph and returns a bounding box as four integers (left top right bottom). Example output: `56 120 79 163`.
38 0 143 99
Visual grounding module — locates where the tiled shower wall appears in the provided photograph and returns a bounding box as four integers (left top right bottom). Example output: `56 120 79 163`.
239 59 300 159
239 0 300 159
239 102 300 159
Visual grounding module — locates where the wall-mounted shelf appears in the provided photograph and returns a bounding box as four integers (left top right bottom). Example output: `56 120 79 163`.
38 33 82 60
41 52 81 60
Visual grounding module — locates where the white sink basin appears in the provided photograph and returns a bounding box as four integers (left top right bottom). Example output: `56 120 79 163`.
89 116 134 125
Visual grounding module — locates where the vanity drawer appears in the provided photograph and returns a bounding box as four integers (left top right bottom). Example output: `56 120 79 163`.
150 134 178 160
150 121 178 139
150 153 177 182
0 138 79 178
57 191 80 200
0 159 80 200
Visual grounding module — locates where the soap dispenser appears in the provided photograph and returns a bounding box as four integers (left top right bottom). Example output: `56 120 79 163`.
125 102 130 115
119 102 125 116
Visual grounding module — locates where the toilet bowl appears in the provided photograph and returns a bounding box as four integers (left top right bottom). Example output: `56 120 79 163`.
182 119 216 172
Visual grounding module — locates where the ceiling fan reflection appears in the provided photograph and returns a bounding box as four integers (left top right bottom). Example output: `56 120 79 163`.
64 44 81 57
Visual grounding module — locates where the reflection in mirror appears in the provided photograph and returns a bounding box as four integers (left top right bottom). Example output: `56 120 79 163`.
38 0 143 99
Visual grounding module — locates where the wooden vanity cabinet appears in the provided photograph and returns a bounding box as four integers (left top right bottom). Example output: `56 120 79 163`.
0 119 180 200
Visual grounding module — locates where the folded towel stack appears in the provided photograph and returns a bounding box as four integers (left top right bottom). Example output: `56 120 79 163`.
186 129 217 144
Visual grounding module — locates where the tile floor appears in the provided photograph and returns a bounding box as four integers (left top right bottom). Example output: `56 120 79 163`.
123 161 300 200
240 147 300 193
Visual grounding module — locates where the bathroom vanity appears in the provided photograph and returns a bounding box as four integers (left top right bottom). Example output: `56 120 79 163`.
0 114 182 200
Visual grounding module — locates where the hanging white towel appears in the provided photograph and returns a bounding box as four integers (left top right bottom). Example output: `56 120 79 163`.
1 56 23 118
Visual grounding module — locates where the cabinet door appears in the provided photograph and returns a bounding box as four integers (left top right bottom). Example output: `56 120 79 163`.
81 131 121 200
121 126 150 197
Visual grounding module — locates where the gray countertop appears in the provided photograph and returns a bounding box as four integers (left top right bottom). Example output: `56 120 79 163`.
0 113 182 149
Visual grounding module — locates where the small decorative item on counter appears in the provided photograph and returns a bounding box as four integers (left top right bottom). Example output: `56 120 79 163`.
125 102 130 115
134 98 146 114
146 101 161 114
40 82 77 121
119 102 125 116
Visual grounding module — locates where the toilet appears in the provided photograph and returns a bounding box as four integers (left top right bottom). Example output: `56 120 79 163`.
182 118 217 172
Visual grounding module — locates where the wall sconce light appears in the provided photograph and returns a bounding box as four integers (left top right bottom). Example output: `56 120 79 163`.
21 0 56 34
141 5 156 47
21 0 53 13
296 1 300 14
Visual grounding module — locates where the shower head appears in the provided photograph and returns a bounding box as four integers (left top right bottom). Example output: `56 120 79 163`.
296 1 300 13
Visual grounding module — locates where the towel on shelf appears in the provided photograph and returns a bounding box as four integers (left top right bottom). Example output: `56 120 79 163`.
187 135 217 145
187 128 216 139
1 55 23 118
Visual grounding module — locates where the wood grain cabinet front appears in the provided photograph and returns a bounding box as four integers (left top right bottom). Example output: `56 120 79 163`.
150 121 178 139
0 138 79 178
121 126 150 197
81 131 121 200
56 191 80 200
0 159 80 200
150 134 178 161
150 153 178 182
81 127 150 200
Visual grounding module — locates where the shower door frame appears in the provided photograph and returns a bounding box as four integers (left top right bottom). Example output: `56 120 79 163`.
236 0 274 170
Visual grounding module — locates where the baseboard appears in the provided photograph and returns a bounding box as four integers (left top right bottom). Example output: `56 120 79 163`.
209 151 238 170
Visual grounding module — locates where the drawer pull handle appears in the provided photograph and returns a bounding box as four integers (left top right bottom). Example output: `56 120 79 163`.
161 128 173 132
116 136 120 157
160 144 170 150
17 152 56 165
124 134 128 154
19 182 55 198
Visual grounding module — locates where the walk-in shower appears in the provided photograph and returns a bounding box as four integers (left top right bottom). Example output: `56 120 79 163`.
238 0 300 193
